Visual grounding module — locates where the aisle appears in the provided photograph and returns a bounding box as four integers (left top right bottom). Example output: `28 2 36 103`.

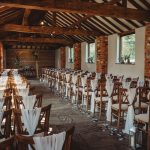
31 79 129 150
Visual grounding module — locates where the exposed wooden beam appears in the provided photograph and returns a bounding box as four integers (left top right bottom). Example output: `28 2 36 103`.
0 1 150 21
69 15 92 28
2 37 72 45
0 24 98 36
52 12 56 26
104 0 121 5
22 9 31 25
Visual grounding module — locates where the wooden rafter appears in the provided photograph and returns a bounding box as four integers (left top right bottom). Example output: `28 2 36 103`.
22 9 31 25
0 1 150 21
2 37 72 45
0 24 99 36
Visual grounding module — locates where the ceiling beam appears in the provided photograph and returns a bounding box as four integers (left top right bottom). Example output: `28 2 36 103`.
0 1 150 21
0 24 98 36
22 9 31 25
2 37 72 45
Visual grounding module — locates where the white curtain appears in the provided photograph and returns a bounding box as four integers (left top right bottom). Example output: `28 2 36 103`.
106 80 114 122
22 95 36 109
33 131 66 150
21 108 41 135
124 88 136 134
90 79 98 113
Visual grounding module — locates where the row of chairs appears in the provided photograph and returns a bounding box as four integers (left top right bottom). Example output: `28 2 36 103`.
42 68 149 135
0 125 75 150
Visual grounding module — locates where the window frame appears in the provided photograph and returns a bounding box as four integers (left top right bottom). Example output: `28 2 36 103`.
118 32 135 65
86 42 95 64
68 47 74 63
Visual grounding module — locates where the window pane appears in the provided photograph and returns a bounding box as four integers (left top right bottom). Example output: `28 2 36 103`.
85 43 89 63
120 34 135 63
71 48 74 62
89 43 95 63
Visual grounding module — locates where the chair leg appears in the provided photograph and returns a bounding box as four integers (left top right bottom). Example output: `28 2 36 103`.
99 101 102 120
117 113 120 130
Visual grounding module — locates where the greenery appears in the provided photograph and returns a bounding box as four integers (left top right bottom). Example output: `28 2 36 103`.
120 34 135 63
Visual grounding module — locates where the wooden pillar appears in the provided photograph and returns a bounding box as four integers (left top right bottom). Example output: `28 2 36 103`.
145 23 150 79
96 36 108 73
74 43 81 70
60 47 66 68
0 42 4 72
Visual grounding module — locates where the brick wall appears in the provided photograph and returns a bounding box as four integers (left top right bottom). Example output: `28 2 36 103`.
60 47 66 68
74 43 81 70
145 23 150 79
6 45 55 74
96 36 108 73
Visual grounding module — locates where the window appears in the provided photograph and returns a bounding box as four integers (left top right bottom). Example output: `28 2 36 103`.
119 33 135 64
86 43 96 63
68 47 74 63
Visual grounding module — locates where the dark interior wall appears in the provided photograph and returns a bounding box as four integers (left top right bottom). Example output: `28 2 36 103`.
5 45 55 73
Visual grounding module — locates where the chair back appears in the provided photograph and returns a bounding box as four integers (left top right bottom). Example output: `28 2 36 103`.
15 126 75 150
38 104 51 132
35 94 43 108
63 126 75 150
3 96 12 110
2 109 12 138
0 136 14 150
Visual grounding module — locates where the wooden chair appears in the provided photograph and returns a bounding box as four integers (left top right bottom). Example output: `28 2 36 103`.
94 80 108 119
13 95 23 109
1 109 12 139
111 86 129 130
13 104 52 134
3 96 12 110
0 136 14 150
15 126 75 150
37 104 52 133
134 87 150 114
4 88 12 97
34 94 43 107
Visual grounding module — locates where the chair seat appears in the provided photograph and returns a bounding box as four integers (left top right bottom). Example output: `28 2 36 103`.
135 114 149 123
112 103 128 111
134 102 148 109
95 97 108 102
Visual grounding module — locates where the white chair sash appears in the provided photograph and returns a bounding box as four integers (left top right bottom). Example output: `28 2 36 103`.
21 108 41 135
0 98 4 110
124 88 136 134
0 110 4 133
22 95 36 109
106 80 114 122
65 74 71 97
96 73 101 79
81 76 87 105
90 79 98 113
0 90 4 98
18 88 29 97
33 131 66 150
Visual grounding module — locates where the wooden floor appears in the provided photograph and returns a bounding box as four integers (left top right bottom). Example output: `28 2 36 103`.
31 79 141 150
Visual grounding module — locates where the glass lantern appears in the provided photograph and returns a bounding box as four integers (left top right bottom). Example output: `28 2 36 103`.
129 127 142 150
